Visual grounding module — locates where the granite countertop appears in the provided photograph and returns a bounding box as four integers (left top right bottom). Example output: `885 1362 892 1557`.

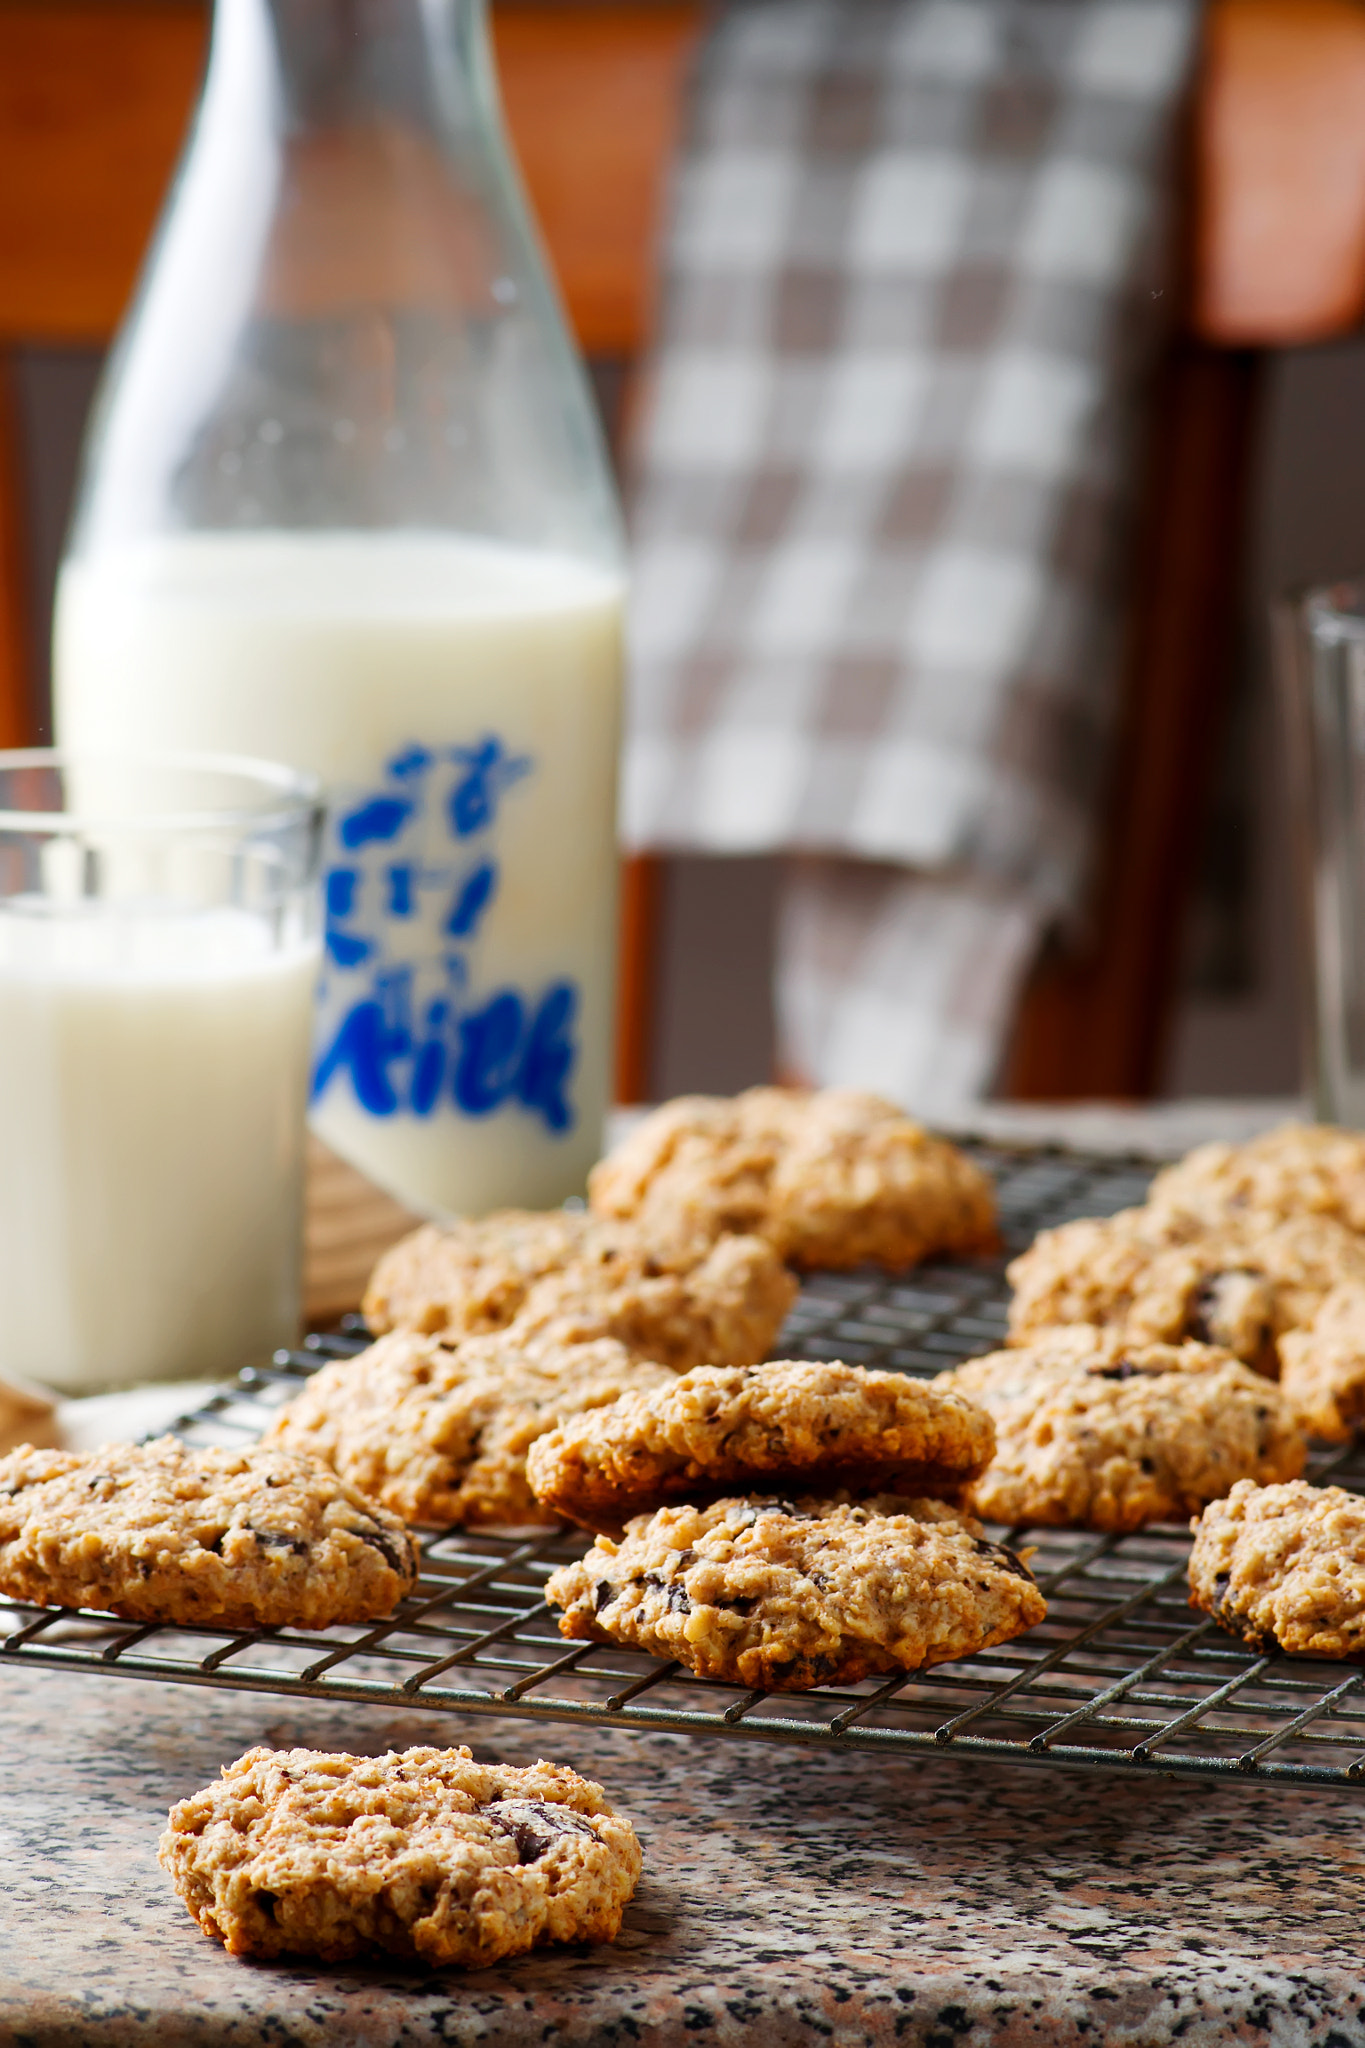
3 1661 1365 2047
7 1097 1358 2044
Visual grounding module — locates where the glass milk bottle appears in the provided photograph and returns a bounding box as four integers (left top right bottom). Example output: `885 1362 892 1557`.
55 0 625 1218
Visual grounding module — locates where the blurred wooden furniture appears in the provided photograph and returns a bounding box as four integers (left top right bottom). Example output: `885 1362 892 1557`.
6 0 1365 1275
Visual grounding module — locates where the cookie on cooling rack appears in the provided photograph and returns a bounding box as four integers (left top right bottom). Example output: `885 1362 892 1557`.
0 1438 417 1628
525 1358 996 1532
1189 1478 1365 1657
936 1331 1306 1531
266 1327 676 1526
1275 1286 1365 1442
362 1207 795 1372
586 1086 997 1270
160 1744 642 1966
1148 1122 1365 1236
544 1493 1045 1691
1006 1208 1365 1371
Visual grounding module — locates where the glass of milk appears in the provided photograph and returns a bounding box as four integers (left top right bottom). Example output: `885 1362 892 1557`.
0 749 323 1394
55 0 626 1220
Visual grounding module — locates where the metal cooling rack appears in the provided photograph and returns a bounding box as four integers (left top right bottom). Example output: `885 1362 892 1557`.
6 1138 1365 1788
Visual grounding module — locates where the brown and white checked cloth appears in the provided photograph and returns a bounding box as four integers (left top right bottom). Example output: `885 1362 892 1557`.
622 0 1200 1110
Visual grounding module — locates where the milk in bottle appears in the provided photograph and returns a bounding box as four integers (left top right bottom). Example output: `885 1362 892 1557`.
56 0 626 1217
58 534 622 1211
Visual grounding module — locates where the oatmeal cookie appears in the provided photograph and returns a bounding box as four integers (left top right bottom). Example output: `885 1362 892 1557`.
1007 1208 1365 1369
1277 1285 1365 1441
526 1359 996 1532
363 1209 794 1372
160 1744 642 1965
1150 1123 1365 1236
266 1328 676 1526
0 1438 417 1628
937 1331 1305 1531
1189 1478 1365 1656
587 1087 997 1270
545 1493 1044 1690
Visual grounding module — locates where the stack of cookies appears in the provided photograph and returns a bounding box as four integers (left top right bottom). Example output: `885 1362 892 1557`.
524 1358 1045 1691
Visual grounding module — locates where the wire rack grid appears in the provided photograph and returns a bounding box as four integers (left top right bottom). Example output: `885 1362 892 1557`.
5 1138 1365 1790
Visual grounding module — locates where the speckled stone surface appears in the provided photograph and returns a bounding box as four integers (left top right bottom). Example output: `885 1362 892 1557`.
1 1665 1364 2045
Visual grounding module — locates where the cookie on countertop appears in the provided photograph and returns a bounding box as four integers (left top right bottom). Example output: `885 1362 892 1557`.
1149 1123 1365 1236
266 1327 676 1527
0 1437 417 1628
937 1331 1305 1532
160 1744 642 1965
526 1359 996 1532
587 1087 997 1271
363 1208 795 1372
1006 1208 1365 1367
1189 1478 1365 1656
545 1493 1045 1691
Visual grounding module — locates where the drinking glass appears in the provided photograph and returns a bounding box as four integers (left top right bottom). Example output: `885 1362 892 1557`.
1274 583 1365 1125
0 749 322 1393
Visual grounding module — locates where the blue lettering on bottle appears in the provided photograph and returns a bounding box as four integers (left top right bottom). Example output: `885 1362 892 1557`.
387 864 416 917
447 737 531 837
445 860 497 938
339 796 413 848
454 991 525 1114
311 733 580 1136
324 867 373 967
387 745 433 781
410 998 450 1116
518 981 577 1133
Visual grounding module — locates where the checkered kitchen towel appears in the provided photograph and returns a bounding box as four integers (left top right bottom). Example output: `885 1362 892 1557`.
622 0 1200 1108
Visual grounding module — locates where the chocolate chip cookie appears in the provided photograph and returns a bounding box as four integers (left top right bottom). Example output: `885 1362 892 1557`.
1150 1123 1365 1236
0 1438 417 1628
937 1331 1305 1531
363 1208 795 1371
526 1359 996 1532
160 1744 642 1965
545 1493 1045 1690
587 1087 997 1270
1189 1478 1365 1656
1278 1285 1365 1441
266 1328 676 1526
1006 1208 1365 1370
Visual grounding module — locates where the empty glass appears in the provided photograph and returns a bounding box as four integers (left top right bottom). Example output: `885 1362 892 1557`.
1275 583 1365 1125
